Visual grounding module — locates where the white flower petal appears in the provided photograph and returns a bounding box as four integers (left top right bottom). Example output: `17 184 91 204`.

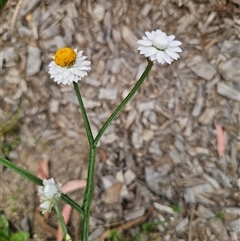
138 47 150 55
38 178 62 213
165 49 180 60
40 200 51 213
137 29 182 65
144 47 158 57
137 39 152 46
145 31 154 40
63 78 70 85
156 29 163 35
142 36 150 41
149 55 157 61
169 46 182 53
169 40 182 47
162 52 172 64
156 51 164 64
38 186 44 194
48 49 91 85
168 35 175 41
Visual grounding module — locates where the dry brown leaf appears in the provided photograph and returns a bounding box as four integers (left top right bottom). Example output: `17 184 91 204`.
37 159 49 180
60 179 87 194
215 123 225 157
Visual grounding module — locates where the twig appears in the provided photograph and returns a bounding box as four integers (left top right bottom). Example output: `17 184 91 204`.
93 206 154 241
9 0 23 36
203 38 218 51
188 205 195 241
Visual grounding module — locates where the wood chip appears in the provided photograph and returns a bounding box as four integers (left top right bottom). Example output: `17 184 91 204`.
188 57 216 81
229 219 240 233
192 86 204 117
218 58 240 82
153 202 174 215
217 82 240 101
124 169 136 185
175 217 189 232
26 46 41 76
103 182 123 204
198 108 215 125
99 88 118 100
124 208 145 221
121 26 138 51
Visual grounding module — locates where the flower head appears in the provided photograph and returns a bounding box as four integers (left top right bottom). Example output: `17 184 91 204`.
48 47 91 85
137 29 182 65
38 178 62 213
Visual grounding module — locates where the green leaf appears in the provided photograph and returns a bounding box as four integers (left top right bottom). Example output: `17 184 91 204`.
141 220 168 232
0 230 9 241
0 156 84 215
0 215 9 238
108 229 119 241
142 222 157 232
10 231 29 241
0 0 9 12
171 204 181 213
0 156 43 186
215 213 225 220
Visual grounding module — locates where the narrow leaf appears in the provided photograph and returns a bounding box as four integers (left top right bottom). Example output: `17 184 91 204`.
57 205 72 241
37 159 49 180
61 180 86 194
10 231 29 241
0 156 42 185
0 0 9 12
215 123 225 157
0 156 84 214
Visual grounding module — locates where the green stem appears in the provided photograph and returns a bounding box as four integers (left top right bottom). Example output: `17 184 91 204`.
61 194 84 215
80 61 154 240
0 156 84 214
73 82 99 239
94 61 154 145
81 147 96 241
54 203 69 240
73 82 94 147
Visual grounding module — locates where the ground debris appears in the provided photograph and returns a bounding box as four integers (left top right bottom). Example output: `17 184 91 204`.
1 1 240 241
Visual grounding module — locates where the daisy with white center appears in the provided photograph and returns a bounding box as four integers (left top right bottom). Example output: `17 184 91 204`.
137 29 182 65
48 47 91 85
38 178 62 214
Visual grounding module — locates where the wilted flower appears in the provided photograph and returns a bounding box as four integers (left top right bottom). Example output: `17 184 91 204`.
137 29 182 65
48 47 91 85
38 178 62 214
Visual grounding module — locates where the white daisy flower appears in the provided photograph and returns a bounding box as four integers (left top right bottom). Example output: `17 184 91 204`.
48 47 91 85
38 178 62 214
137 29 182 65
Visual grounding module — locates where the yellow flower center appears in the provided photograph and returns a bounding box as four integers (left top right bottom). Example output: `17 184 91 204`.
54 47 77 67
